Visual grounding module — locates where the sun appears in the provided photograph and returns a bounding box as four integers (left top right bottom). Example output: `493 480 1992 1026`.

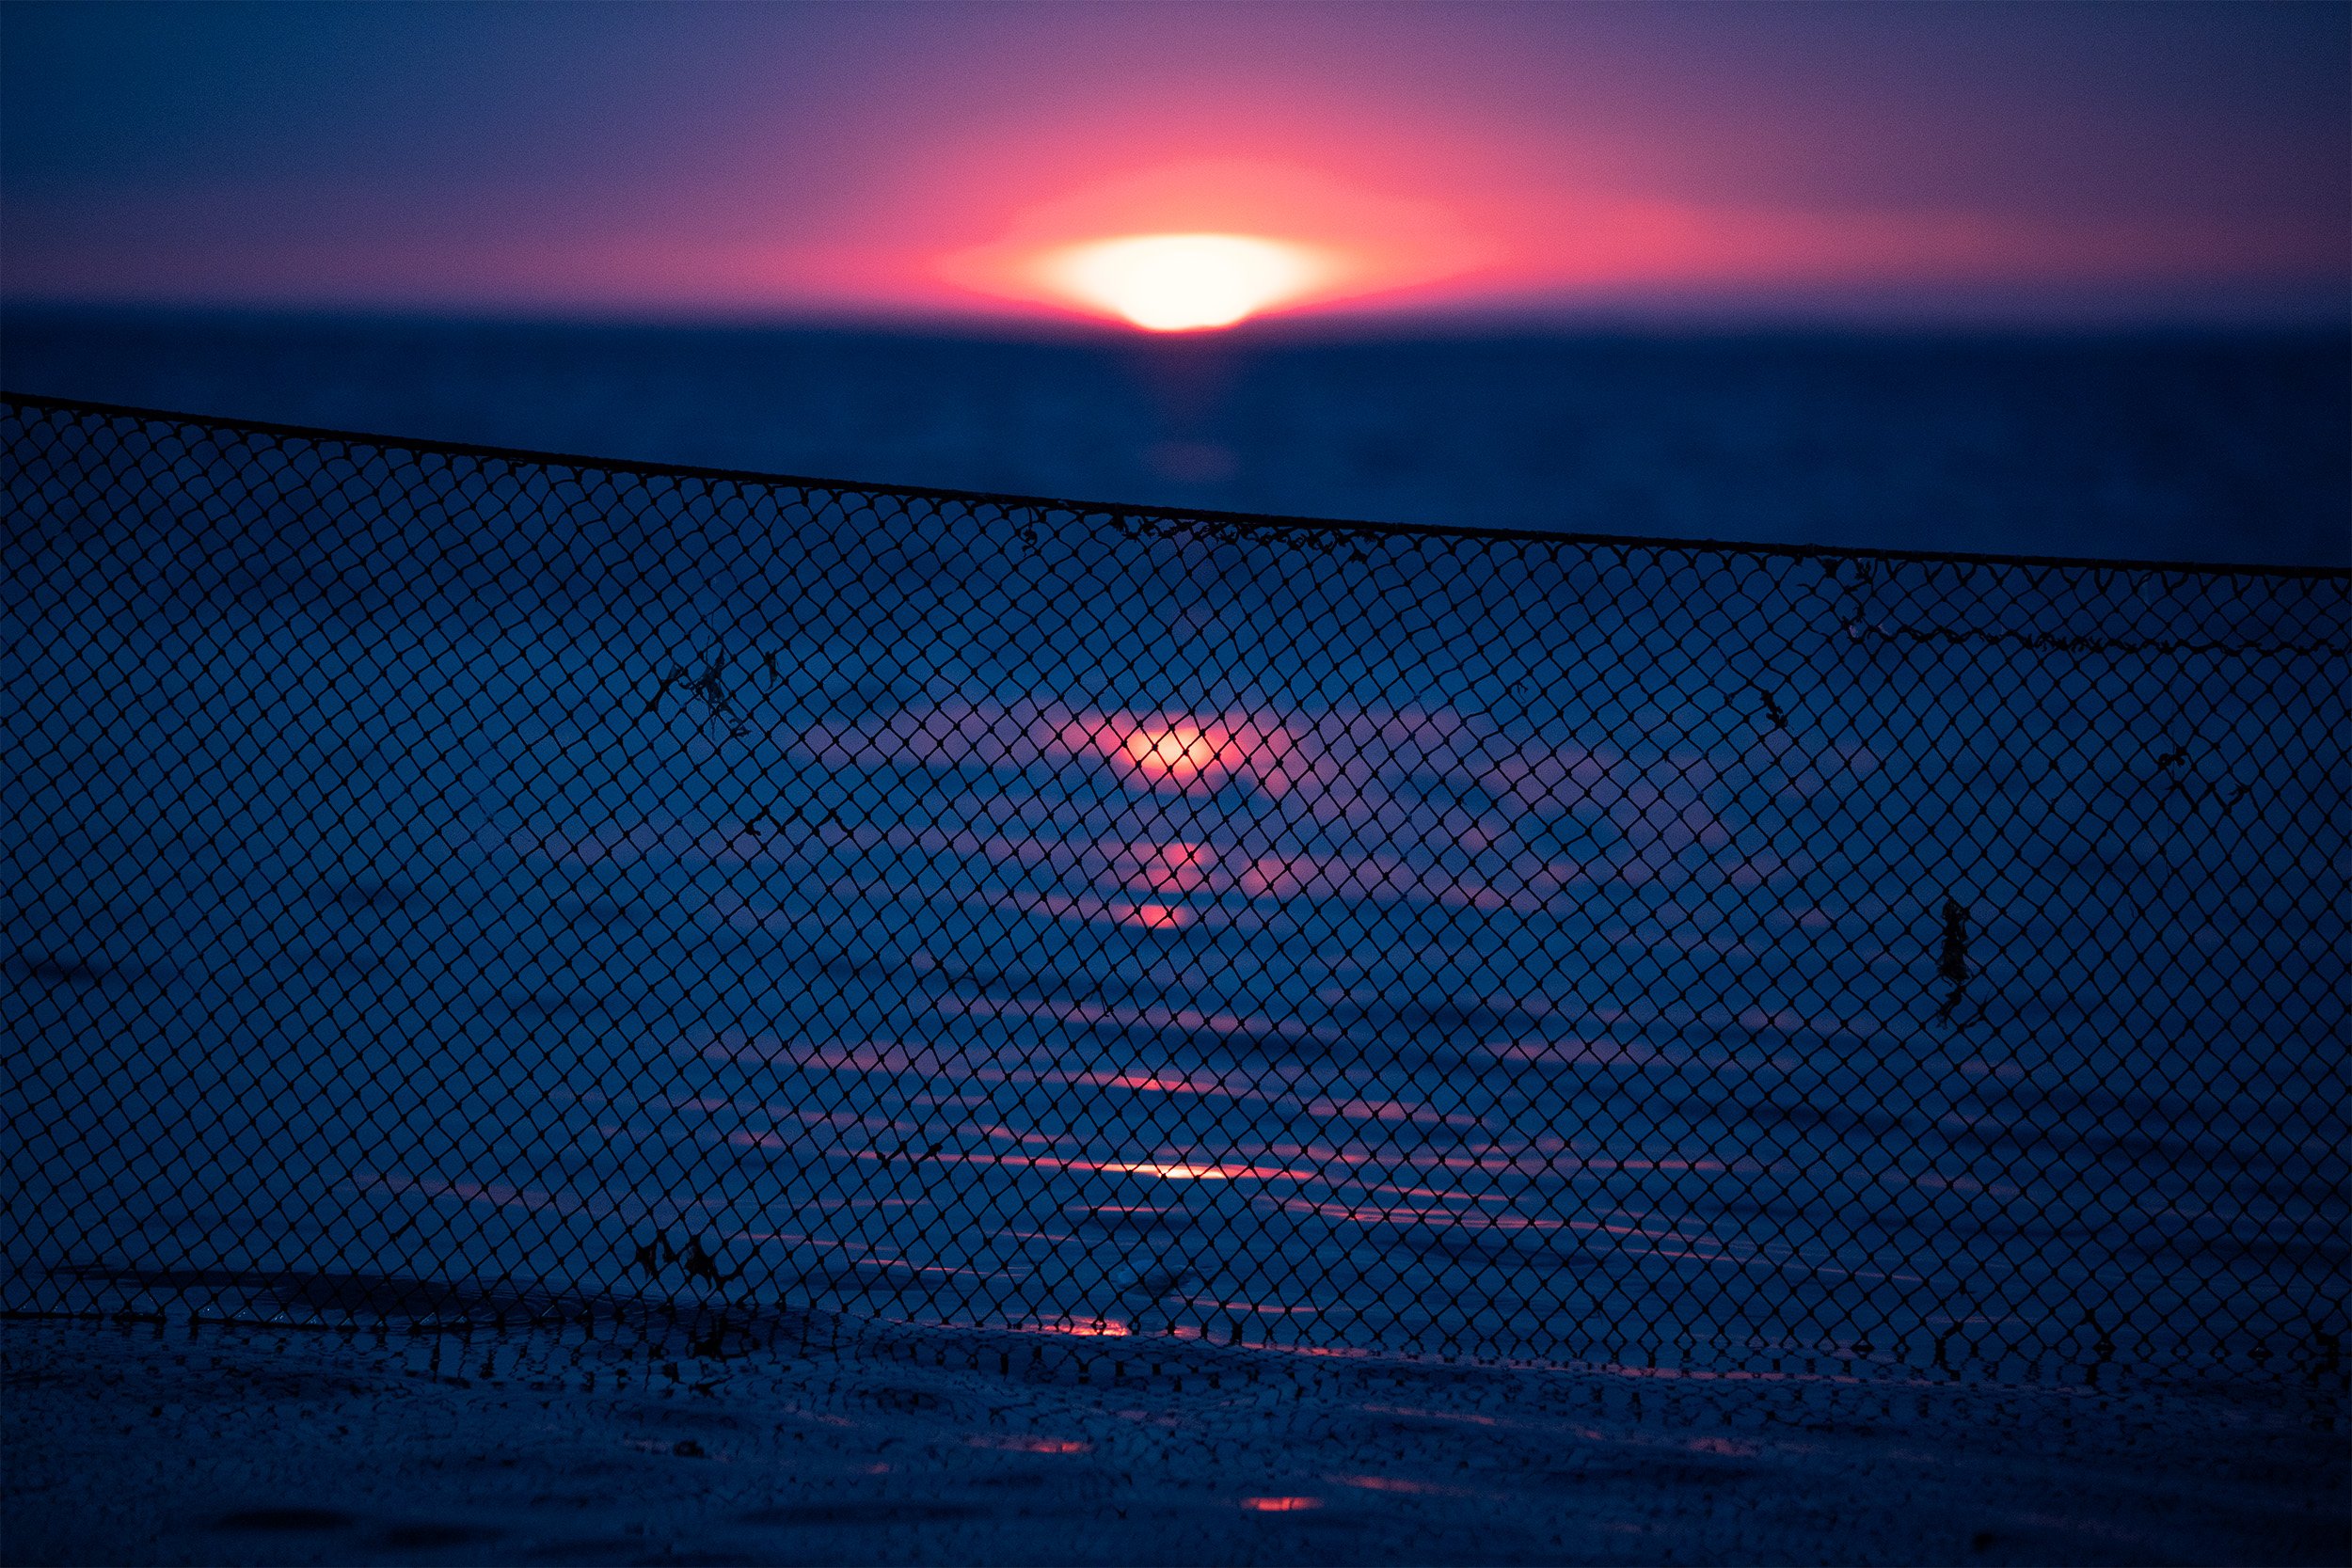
1041 233 1327 331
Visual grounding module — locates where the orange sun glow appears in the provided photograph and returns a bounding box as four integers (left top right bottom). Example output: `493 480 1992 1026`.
1041 233 1328 331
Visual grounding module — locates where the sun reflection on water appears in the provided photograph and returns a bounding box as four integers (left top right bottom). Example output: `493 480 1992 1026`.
1121 722 1228 782
1021 1316 1134 1338
1099 1160 1243 1180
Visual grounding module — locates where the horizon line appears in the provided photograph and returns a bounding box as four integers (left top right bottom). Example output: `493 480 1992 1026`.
5 295 2347 341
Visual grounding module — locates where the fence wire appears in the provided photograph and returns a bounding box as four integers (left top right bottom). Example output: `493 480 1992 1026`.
4 391 2345 1374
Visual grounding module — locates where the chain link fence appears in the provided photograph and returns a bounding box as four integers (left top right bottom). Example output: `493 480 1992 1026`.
5 391 2345 1374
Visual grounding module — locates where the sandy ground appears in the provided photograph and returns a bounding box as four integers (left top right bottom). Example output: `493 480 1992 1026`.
4 1307 2343 1567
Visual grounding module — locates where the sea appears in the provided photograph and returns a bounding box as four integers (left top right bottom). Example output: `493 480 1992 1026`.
2 310 2344 1386
3 309 2345 565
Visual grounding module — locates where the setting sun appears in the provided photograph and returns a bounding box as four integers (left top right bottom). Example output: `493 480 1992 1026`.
1041 233 1327 331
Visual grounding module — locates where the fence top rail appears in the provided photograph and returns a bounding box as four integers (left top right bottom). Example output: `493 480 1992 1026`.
7 388 2348 583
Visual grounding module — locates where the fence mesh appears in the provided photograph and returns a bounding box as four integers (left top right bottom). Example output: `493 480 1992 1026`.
5 391 2346 1373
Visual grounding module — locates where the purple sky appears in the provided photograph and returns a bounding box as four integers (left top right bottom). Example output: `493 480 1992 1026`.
4 1 2344 325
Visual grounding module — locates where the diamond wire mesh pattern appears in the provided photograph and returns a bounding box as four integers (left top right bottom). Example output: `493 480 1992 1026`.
4 391 2346 1374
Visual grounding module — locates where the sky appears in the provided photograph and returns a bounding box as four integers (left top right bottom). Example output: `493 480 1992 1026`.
3 1 2346 329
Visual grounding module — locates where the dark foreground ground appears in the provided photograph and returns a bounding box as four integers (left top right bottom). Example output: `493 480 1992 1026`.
4 1312 2343 1566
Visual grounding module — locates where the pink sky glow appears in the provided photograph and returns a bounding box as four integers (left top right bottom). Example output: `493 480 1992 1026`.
4 4 2343 326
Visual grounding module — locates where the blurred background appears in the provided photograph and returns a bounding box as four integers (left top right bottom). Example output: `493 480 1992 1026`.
5 1 2346 563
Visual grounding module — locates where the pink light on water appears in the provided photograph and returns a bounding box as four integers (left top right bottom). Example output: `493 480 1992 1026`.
1331 1474 1458 1496
1121 721 1229 783
1023 1317 1134 1338
1057 710 1295 796
1118 841 1214 892
1099 1160 1245 1180
966 1433 1094 1454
